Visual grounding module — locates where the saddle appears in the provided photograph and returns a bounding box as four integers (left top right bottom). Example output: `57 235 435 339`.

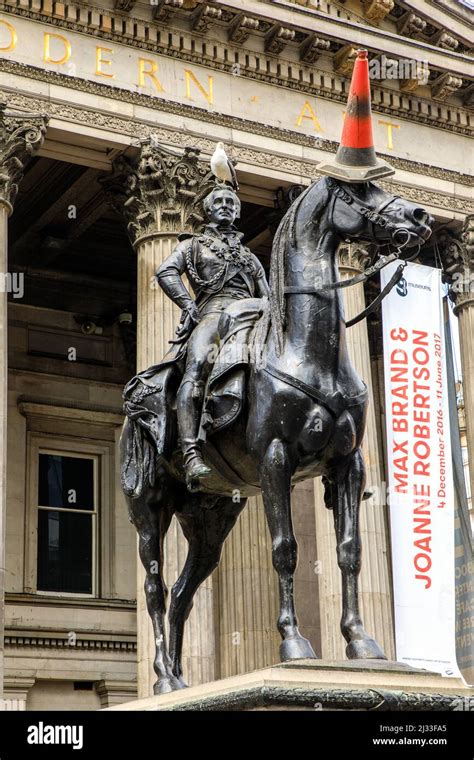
121 298 265 497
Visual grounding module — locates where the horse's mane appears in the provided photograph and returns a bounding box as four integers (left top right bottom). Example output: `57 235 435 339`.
268 177 331 356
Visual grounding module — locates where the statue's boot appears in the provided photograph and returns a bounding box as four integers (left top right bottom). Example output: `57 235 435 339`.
177 379 211 492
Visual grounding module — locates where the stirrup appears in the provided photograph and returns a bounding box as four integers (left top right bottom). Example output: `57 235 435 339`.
184 456 212 492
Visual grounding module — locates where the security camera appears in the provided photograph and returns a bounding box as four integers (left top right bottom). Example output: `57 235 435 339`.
118 312 133 325
81 321 96 335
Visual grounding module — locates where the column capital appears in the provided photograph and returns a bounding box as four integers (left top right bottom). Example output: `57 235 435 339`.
0 103 48 215
338 242 371 274
101 141 215 247
442 216 474 314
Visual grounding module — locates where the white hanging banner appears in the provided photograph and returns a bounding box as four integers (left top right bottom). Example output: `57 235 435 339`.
381 261 460 677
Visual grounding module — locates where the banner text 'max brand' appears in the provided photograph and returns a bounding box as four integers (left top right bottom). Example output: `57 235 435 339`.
382 262 461 677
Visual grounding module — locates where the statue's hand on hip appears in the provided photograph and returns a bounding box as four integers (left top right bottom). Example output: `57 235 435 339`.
185 301 201 325
176 301 201 338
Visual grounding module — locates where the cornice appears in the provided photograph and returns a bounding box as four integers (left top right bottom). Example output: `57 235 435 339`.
6 591 135 608
2 87 473 216
0 4 472 128
5 630 137 651
226 0 472 73
18 399 124 426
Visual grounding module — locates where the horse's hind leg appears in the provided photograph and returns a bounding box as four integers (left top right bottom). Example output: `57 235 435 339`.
332 448 387 660
261 439 317 662
168 495 246 686
128 483 177 695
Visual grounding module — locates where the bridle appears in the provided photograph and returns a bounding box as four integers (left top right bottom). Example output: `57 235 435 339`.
283 177 421 328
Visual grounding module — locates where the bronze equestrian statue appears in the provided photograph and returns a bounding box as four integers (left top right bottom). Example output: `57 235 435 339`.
120 51 433 694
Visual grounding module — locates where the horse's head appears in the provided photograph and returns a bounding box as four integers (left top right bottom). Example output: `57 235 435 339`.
327 178 433 250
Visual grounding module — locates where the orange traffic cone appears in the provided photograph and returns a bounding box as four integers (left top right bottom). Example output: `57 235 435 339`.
317 49 395 183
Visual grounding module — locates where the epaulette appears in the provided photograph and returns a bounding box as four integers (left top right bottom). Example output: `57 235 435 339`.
177 232 196 242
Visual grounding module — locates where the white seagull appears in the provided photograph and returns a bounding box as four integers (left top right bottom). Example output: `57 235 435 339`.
210 142 239 190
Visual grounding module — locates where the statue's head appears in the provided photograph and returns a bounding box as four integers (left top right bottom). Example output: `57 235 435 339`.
204 186 241 227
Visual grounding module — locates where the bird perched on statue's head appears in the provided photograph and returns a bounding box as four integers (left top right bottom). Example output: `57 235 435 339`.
210 142 239 191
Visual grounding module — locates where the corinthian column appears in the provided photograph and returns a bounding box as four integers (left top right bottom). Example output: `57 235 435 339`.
215 192 287 679
446 218 474 504
0 104 48 698
215 494 280 678
103 143 215 697
314 243 395 660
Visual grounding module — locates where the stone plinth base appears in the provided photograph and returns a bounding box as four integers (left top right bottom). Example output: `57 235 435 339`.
105 660 472 711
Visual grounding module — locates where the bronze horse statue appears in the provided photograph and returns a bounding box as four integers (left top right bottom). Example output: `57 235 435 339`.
121 176 433 694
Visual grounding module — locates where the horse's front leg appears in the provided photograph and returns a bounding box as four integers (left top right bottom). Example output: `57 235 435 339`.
333 447 387 660
261 438 318 662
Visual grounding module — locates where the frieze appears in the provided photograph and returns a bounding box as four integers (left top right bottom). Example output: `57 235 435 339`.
1 88 473 215
0 5 472 138
0 59 473 192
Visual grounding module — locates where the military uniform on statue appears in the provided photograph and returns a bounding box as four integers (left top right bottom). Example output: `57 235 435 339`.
121 182 269 497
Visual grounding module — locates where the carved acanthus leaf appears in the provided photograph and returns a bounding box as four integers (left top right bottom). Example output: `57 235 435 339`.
101 142 215 243
152 0 184 23
361 0 394 23
192 4 223 33
333 45 358 77
300 35 331 64
338 243 371 273
228 14 260 44
0 102 48 213
443 217 474 309
397 12 427 37
432 30 459 51
265 26 296 55
431 73 463 101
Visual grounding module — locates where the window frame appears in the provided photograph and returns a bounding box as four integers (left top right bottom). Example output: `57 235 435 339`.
36 448 99 598
24 433 114 599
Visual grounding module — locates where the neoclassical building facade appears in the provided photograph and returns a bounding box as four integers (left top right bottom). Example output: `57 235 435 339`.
0 0 472 709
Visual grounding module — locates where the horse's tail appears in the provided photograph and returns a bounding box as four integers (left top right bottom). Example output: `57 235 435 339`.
120 416 159 500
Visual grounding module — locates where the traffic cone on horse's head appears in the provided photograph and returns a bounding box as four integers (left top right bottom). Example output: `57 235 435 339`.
317 49 395 183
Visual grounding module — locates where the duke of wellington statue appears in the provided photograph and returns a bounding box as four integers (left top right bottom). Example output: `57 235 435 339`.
109 53 469 712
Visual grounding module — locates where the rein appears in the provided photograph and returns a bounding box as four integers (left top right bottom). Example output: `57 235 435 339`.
283 178 420 328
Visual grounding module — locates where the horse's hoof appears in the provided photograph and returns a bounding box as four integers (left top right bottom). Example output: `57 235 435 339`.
280 636 318 662
173 675 188 690
153 677 176 695
346 637 387 660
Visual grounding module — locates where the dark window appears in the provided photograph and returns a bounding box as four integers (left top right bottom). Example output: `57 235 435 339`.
39 454 94 510
37 453 96 594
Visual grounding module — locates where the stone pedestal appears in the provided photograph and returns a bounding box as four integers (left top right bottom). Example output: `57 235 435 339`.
0 106 47 699
314 244 394 660
105 659 472 711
